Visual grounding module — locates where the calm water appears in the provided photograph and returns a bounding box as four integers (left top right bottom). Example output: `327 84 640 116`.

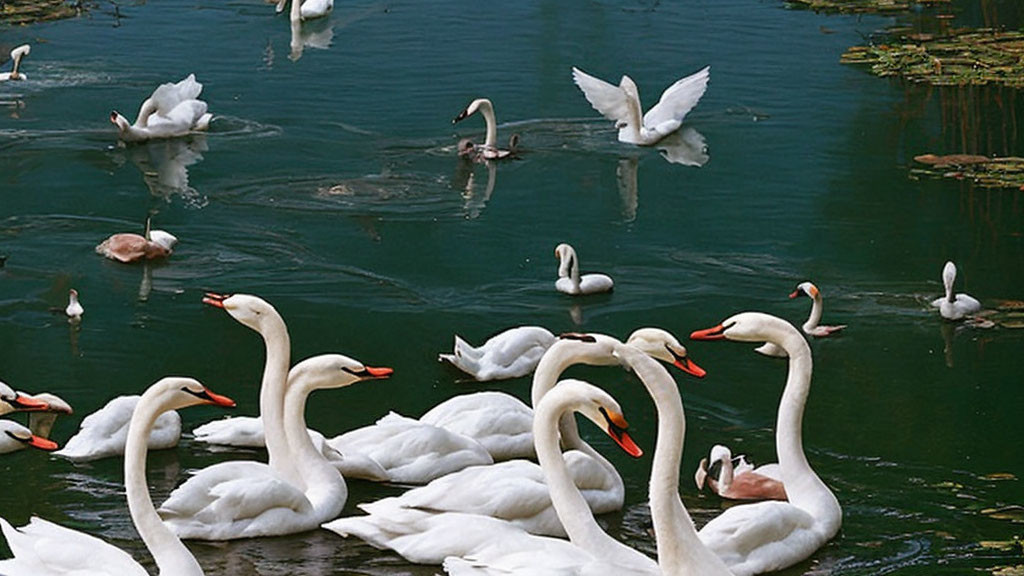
2 0 1023 574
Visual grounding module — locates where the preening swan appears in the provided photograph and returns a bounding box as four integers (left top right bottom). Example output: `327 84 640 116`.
572 65 710 146
692 312 842 576
96 218 178 263
438 325 556 381
322 379 646 569
694 444 786 502
110 74 213 142
277 0 332 21
65 288 83 321
555 243 613 295
0 382 49 416
931 261 981 321
755 281 846 358
0 377 234 576
160 354 392 540
453 98 518 160
0 420 58 454
0 44 29 82
54 395 180 462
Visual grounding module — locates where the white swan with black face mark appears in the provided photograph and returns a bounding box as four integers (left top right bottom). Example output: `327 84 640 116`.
0 377 236 576
931 261 981 321
572 65 710 146
110 74 213 142
0 44 30 82
453 98 518 160
0 420 59 455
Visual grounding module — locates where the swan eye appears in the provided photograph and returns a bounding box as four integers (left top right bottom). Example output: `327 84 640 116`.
181 387 213 402
558 333 597 343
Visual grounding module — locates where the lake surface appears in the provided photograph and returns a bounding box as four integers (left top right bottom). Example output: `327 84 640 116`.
2 0 1023 574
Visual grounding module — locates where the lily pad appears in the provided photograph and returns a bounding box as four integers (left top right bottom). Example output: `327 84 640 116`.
910 154 1024 190
982 505 1024 523
784 0 950 15
1 0 81 25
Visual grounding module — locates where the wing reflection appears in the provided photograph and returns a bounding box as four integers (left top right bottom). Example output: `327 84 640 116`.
290 17 334 62
122 135 208 207
656 126 709 167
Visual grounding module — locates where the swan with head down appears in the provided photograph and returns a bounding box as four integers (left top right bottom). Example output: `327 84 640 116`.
931 261 981 321
691 311 842 575
555 243 613 295
0 377 235 576
110 74 213 142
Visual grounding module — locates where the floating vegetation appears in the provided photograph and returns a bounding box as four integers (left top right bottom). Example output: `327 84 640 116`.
0 0 80 25
784 0 950 15
841 29 1024 88
910 153 1024 190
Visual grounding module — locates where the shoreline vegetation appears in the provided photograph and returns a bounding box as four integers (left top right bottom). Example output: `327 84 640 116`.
785 0 951 15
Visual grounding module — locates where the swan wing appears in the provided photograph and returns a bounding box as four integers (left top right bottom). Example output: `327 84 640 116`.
642 66 709 137
158 460 313 540
54 396 180 462
698 500 822 574
0 517 148 576
420 392 535 460
150 74 203 115
571 67 635 126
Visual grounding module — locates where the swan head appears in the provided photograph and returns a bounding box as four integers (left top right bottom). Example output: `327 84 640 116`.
288 353 393 393
0 420 58 451
790 281 819 300
144 377 236 413
690 311 800 344
554 243 576 277
17 392 73 415
941 261 957 298
452 98 491 124
110 110 131 134
624 328 706 378
10 44 30 61
203 293 282 333
148 230 178 252
554 378 643 458
0 382 50 413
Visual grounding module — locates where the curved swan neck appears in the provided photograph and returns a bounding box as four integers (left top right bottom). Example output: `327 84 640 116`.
804 293 824 332
255 312 295 482
477 100 498 148
616 345 730 574
531 337 617 449
126 394 203 576
283 378 347 507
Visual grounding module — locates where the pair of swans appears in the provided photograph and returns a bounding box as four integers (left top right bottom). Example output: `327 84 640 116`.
1 381 60 455
96 218 178 263
327 331 731 574
572 65 710 146
0 377 236 576
756 281 846 357
555 243 613 295
111 74 213 142
453 98 520 160
931 261 981 321
0 44 30 82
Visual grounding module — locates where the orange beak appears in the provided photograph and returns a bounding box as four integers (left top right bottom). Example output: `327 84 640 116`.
674 356 707 378
201 387 237 408
28 436 59 451
202 292 229 308
364 366 394 379
13 395 49 411
690 324 727 341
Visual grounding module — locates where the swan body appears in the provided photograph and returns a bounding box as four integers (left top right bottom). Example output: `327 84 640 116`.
0 377 235 576
278 0 332 20
54 395 181 462
438 326 556 382
931 261 981 321
160 354 392 540
572 65 710 146
756 281 845 357
65 288 83 321
325 412 494 484
111 74 213 142
692 312 842 575
0 44 29 82
0 382 50 416
323 379 646 570
419 391 535 461
96 219 177 263
695 444 786 502
0 420 58 454
453 98 517 161
554 243 613 295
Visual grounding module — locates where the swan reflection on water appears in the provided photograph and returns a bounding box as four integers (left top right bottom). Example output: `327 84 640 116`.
617 126 708 221
289 16 334 62
114 135 208 207
452 150 497 219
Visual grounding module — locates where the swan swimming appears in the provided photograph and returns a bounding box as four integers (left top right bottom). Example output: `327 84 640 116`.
65 289 83 322
54 395 181 463
0 44 30 82
438 325 556 381
572 65 710 145
756 281 846 357
555 243 613 295
110 74 213 142
96 218 178 263
694 444 787 502
931 261 981 321
453 98 518 160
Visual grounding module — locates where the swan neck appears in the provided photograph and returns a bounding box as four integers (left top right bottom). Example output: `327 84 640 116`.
804 294 824 332
256 314 295 482
126 397 204 575
27 412 58 439
283 379 347 509
479 100 497 148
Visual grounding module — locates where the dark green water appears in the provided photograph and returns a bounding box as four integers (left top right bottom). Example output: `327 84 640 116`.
2 1 1023 574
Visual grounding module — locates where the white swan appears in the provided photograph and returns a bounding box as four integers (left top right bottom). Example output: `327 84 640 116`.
419 391 535 461
65 288 83 321
0 377 235 576
18 392 73 441
572 65 710 146
0 420 58 454
694 444 786 502
277 0 332 21
691 312 842 576
755 281 846 357
0 44 29 82
437 325 556 381
453 98 517 160
323 379 646 568
159 353 392 540
111 74 213 142
931 261 981 321
96 218 178 263
0 381 49 415
554 243 613 295
54 395 180 462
